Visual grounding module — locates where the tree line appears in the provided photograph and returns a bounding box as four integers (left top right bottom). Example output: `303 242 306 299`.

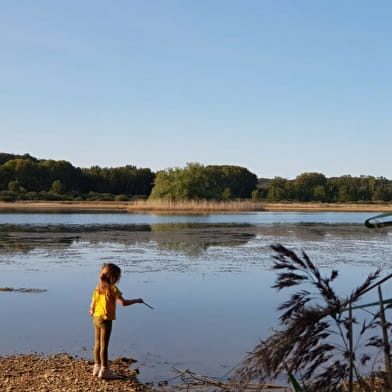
255 172 392 203
0 152 391 203
0 153 154 201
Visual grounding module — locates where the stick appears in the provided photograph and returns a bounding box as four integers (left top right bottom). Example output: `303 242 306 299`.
143 301 154 310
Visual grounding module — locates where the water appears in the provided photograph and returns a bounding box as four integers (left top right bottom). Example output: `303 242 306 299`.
0 210 374 225
0 211 391 385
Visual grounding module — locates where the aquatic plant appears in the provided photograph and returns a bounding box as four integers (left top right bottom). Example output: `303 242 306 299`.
233 244 392 392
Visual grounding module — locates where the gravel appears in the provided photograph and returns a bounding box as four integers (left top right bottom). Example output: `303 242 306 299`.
0 353 161 392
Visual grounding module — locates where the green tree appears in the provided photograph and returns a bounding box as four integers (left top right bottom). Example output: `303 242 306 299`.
331 175 359 202
150 163 257 200
294 172 327 202
8 180 23 192
39 160 85 192
267 177 288 201
51 180 65 194
150 163 211 200
2 159 40 191
82 165 154 196
373 177 392 201
251 189 262 200
0 153 38 165
313 185 326 201
206 165 258 198
222 187 232 200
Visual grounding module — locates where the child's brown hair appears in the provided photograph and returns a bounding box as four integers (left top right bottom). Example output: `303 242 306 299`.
96 263 121 297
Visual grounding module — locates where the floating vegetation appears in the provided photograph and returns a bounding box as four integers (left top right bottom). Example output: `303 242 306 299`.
0 287 47 293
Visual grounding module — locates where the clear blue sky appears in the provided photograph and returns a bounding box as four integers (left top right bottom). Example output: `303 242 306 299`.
1 1 391 179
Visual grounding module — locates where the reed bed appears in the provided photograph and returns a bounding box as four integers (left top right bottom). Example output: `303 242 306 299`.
263 202 392 212
126 199 265 213
1 200 391 212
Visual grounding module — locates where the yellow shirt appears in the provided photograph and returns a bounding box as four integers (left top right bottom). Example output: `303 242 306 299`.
92 285 122 320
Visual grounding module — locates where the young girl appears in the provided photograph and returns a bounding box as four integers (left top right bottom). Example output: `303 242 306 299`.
89 263 143 379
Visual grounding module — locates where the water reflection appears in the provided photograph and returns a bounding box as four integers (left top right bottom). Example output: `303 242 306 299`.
0 233 75 253
0 222 390 260
151 223 257 256
0 211 377 225
0 223 257 257
0 222 390 277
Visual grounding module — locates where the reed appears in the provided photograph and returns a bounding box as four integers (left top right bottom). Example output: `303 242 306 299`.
126 199 265 212
233 244 392 392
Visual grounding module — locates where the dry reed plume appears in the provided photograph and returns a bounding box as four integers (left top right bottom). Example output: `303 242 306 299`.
233 244 391 392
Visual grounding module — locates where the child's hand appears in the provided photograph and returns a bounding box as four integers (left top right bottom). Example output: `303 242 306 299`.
137 298 144 304
89 300 95 316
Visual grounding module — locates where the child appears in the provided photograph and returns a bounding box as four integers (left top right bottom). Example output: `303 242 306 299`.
89 263 143 379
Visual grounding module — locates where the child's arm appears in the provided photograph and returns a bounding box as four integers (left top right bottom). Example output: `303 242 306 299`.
89 299 95 316
116 296 143 307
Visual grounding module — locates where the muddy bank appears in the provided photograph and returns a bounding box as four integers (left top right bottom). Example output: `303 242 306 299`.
0 353 160 392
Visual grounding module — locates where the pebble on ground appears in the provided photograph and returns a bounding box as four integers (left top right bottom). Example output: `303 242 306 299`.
0 353 161 392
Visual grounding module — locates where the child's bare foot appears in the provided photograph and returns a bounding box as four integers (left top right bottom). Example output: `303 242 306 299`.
98 367 118 380
92 364 101 376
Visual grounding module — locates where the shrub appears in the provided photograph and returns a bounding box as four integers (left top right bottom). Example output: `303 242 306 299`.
114 194 129 201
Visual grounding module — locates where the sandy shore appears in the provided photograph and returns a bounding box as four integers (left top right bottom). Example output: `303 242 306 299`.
0 201 130 212
0 200 391 212
262 202 392 212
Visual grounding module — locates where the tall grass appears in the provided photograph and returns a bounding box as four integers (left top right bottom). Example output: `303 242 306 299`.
126 199 265 212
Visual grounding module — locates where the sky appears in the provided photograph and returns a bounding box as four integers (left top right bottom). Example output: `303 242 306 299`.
1 1 391 179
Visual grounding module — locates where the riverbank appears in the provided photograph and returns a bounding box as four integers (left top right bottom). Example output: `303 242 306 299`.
0 200 391 212
263 202 392 212
0 353 384 392
0 353 160 392
0 201 130 212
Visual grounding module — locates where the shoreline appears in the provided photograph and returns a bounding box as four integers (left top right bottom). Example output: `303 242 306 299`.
0 352 291 392
0 200 391 212
0 353 159 392
262 202 392 212
0 200 130 212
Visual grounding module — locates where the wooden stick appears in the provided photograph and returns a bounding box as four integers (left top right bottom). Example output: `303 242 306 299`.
143 301 154 310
